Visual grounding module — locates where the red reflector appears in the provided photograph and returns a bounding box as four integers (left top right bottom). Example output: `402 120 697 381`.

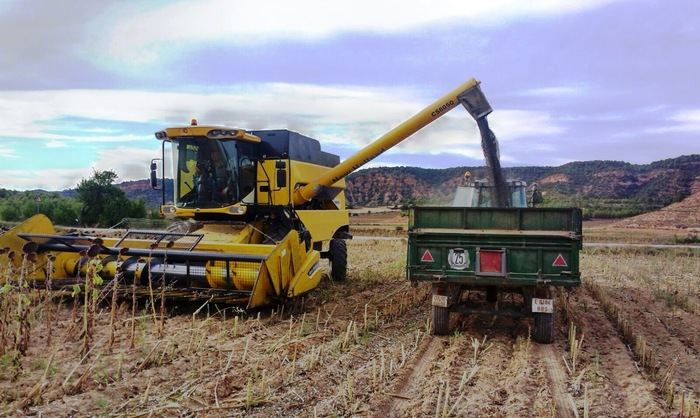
552 253 568 267
479 251 503 273
420 249 434 262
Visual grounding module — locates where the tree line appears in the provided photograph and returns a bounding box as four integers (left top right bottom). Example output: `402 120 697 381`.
0 170 148 227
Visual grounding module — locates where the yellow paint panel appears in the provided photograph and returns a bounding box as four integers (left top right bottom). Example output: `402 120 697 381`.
0 214 55 277
255 159 291 205
296 209 349 243
287 253 322 297
248 264 272 308
290 161 346 204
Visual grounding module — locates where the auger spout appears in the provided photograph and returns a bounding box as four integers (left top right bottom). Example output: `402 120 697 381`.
293 78 495 205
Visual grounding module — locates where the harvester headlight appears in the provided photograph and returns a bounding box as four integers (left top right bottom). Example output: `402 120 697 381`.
208 129 222 137
161 205 177 214
228 206 246 215
154 131 167 139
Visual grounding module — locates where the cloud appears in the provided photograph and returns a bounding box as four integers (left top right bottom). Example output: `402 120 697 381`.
0 145 161 190
517 85 586 97
645 109 700 133
102 0 622 65
0 168 87 190
0 145 18 158
92 146 161 181
0 1 116 89
0 83 563 159
45 140 68 148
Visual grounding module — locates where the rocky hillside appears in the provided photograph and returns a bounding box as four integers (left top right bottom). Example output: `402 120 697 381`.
345 155 700 213
117 179 173 207
614 176 700 229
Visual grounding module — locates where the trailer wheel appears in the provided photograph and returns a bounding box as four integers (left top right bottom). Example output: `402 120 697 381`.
533 312 554 344
329 239 347 281
432 305 450 335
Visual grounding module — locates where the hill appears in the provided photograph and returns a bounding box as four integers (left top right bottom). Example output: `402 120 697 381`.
614 178 700 230
345 155 700 217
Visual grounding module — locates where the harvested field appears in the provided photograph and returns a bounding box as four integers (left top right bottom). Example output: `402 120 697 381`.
1 238 699 417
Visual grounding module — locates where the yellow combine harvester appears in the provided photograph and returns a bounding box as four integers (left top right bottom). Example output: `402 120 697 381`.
0 78 495 308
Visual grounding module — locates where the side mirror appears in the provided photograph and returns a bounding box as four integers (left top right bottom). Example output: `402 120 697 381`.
275 160 287 188
150 160 161 189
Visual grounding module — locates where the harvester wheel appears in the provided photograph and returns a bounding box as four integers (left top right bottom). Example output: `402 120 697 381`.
329 238 347 281
533 312 554 344
432 305 450 335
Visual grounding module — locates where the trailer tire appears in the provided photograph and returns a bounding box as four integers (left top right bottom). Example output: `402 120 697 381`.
533 312 554 344
329 239 347 282
432 305 450 335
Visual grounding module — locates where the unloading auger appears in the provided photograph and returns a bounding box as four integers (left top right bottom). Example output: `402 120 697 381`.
0 78 497 308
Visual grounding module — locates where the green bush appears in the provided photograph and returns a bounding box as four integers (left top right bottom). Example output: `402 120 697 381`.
0 170 146 227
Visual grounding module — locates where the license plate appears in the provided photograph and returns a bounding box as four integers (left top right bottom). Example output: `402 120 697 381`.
432 295 448 308
532 298 553 313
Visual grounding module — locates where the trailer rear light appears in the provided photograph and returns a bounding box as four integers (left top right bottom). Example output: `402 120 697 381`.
476 249 506 276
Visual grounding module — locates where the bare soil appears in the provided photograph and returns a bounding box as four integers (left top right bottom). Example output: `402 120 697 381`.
615 190 700 230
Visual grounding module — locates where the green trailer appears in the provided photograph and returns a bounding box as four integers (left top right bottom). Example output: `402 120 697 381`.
407 206 582 343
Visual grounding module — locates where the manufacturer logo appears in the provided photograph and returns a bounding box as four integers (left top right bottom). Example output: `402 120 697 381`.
448 248 469 270
431 100 455 117
308 261 320 276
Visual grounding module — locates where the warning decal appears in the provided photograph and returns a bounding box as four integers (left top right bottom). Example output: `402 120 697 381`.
552 253 568 267
420 249 434 262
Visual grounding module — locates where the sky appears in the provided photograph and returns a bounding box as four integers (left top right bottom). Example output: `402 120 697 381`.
0 0 698 190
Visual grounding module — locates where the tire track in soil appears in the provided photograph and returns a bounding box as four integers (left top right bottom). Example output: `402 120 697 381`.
374 330 472 417
574 288 666 417
475 315 543 417
374 336 444 417
455 315 551 416
424 315 523 417
378 313 549 417
536 343 576 418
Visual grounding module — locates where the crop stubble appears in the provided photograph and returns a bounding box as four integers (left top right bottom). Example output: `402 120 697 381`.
1 239 699 417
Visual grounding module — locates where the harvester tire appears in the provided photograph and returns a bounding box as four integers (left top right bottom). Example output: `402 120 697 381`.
432 305 449 335
533 312 554 344
329 238 347 281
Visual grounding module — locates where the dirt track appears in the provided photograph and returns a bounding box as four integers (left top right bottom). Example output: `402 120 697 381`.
1 239 698 417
